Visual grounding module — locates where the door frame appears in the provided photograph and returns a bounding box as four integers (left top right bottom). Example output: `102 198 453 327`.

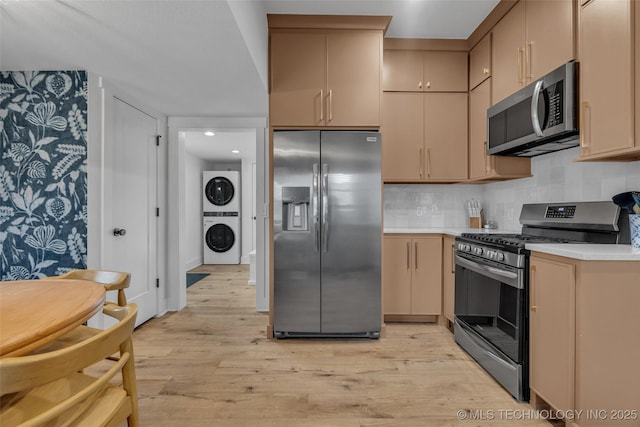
167 117 268 312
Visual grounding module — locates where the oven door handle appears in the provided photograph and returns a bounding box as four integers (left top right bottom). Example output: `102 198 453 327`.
455 254 522 289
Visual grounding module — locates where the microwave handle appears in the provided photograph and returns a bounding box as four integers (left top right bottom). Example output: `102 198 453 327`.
531 80 544 137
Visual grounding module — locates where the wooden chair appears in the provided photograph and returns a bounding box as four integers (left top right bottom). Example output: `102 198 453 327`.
54 270 131 306
0 303 140 427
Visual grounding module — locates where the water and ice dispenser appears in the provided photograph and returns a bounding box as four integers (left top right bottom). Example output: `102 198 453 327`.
282 187 309 231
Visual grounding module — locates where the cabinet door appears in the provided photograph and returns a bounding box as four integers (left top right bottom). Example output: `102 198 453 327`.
579 0 635 155
469 79 491 180
383 50 423 92
469 34 492 90
525 0 574 83
529 256 575 412
383 237 412 315
442 236 456 322
270 32 326 127
382 92 424 181
411 237 443 315
423 51 468 92
327 32 382 127
492 0 526 103
424 93 468 181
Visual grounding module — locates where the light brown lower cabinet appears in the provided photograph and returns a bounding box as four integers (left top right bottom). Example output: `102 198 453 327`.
442 235 456 323
529 253 640 426
383 235 442 318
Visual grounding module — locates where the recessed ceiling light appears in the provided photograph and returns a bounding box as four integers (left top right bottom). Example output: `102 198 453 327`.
231 150 240 154
204 131 215 136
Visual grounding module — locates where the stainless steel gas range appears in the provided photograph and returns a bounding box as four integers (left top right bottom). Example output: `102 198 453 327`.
454 201 630 401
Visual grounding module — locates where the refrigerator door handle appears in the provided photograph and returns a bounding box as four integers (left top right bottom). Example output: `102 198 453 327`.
322 163 329 252
312 163 320 252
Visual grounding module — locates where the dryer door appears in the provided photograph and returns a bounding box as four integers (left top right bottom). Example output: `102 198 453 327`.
205 177 235 207
205 223 235 252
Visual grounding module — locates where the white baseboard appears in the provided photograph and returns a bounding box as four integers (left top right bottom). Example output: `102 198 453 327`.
240 255 249 264
186 256 203 271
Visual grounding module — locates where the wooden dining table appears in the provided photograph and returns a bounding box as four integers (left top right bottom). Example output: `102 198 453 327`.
0 279 105 358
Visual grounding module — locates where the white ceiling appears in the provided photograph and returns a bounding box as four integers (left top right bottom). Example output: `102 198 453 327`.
264 0 500 39
0 0 499 119
183 130 257 161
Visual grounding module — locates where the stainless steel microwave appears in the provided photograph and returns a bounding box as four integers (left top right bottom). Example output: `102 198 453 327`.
487 61 578 157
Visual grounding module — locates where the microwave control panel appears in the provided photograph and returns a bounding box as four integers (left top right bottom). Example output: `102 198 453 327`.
546 81 564 127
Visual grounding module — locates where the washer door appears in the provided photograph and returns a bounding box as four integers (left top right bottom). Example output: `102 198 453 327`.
205 223 235 253
205 177 234 207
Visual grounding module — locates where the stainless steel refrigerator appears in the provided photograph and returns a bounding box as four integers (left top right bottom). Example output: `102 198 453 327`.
273 130 381 338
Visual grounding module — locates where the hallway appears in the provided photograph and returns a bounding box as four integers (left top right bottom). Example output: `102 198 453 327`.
133 265 555 426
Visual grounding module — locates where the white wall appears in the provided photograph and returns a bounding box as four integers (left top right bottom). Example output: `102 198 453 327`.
482 147 640 230
385 147 640 231
241 158 257 261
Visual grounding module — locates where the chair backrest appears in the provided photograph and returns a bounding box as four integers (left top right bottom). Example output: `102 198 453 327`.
0 304 138 426
55 270 131 306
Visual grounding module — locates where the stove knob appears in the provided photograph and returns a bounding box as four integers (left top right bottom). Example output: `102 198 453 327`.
473 247 483 256
464 244 471 252
496 252 505 262
487 250 495 259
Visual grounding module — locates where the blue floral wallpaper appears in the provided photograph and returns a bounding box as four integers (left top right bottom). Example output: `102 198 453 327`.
0 71 88 280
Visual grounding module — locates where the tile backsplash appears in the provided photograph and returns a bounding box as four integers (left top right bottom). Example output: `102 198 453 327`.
384 147 640 231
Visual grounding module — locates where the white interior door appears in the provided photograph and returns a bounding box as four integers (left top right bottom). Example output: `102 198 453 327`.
104 97 158 326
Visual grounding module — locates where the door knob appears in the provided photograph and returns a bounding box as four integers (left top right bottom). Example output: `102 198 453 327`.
113 228 127 236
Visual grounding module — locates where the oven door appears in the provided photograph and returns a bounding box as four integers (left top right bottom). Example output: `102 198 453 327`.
454 251 529 401
454 253 526 363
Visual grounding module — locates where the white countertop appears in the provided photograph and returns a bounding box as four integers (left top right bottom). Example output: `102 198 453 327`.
527 243 640 261
383 227 517 236
383 227 640 261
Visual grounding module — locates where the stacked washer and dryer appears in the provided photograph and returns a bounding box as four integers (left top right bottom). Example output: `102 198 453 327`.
203 171 240 264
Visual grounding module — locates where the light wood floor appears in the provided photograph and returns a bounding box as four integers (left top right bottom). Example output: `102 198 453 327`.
132 265 557 426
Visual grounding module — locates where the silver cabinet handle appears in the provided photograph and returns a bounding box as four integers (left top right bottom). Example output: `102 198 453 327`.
525 41 533 80
319 90 324 123
531 80 544 137
406 242 410 269
517 48 524 84
455 254 522 289
322 164 329 253
312 163 320 252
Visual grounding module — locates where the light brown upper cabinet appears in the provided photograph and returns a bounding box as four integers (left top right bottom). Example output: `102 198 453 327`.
492 0 574 104
424 93 468 181
469 34 492 91
270 30 383 127
382 92 467 182
383 50 468 92
468 78 531 181
382 92 423 181
578 0 640 161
